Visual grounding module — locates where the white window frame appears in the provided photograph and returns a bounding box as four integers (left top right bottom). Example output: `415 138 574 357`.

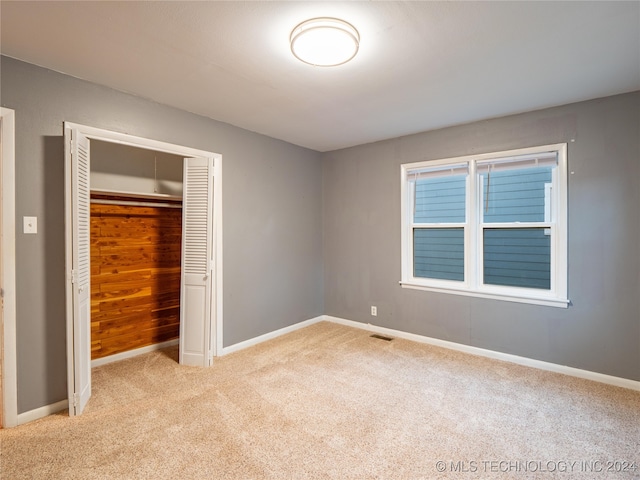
401 143 569 308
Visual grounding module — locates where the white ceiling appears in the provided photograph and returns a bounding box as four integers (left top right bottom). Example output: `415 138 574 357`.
1 1 639 152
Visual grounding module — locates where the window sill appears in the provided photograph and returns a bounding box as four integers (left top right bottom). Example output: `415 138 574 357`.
399 281 570 308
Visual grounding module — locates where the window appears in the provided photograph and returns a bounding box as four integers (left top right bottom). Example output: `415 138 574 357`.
401 144 568 308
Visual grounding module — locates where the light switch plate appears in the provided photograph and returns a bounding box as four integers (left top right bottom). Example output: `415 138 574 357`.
23 216 37 234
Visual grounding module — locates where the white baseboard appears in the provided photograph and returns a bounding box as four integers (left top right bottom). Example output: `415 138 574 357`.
12 314 638 428
323 315 640 392
91 339 179 368
17 399 68 426
219 313 640 391
221 316 324 355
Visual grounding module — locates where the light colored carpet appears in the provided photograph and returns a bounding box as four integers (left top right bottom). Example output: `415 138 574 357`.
1 321 639 479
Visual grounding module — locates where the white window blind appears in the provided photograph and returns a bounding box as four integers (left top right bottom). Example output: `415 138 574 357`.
476 151 557 173
407 163 468 181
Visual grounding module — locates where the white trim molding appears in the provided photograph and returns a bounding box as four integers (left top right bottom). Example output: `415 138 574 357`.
221 316 324 356
63 122 224 417
64 123 224 358
219 314 638 391
1 107 18 428
91 339 179 368
12 314 639 427
323 316 640 392
401 143 569 308
17 399 68 426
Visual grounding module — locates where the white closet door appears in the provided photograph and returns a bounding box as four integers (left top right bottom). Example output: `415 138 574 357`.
70 129 91 415
180 157 214 367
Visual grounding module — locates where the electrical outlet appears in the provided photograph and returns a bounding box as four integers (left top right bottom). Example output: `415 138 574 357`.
371 306 377 316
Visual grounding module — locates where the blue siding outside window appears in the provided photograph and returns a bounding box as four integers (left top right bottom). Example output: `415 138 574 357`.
483 228 551 289
480 165 552 290
414 175 466 223
481 167 552 223
414 228 464 281
412 165 554 287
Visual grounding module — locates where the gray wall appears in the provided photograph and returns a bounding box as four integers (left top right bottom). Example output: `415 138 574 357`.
91 140 184 196
1 56 324 413
323 92 640 381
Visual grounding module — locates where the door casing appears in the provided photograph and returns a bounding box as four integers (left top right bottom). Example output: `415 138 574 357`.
1 108 17 428
64 122 223 415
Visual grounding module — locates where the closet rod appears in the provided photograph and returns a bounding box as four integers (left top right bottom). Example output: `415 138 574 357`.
90 199 182 209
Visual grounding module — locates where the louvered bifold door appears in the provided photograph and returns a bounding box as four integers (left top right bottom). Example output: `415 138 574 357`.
71 130 91 414
179 157 214 367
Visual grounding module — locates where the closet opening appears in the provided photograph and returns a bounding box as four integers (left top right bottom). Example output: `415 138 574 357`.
65 122 223 417
90 141 184 364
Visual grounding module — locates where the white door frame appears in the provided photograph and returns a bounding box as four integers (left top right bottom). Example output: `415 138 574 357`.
1 107 18 427
64 122 223 413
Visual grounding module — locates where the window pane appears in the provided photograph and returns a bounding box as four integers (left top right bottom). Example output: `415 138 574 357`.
483 228 550 290
481 166 552 223
414 228 464 281
414 175 466 223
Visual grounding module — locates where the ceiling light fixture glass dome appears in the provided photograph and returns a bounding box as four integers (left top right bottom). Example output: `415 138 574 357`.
290 17 360 67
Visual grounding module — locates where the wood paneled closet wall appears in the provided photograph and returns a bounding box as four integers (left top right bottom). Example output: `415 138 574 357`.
90 192 182 360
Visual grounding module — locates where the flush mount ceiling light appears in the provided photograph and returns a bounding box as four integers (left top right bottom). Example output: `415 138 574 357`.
290 17 360 67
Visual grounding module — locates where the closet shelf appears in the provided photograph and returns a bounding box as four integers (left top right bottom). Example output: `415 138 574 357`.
90 188 182 202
